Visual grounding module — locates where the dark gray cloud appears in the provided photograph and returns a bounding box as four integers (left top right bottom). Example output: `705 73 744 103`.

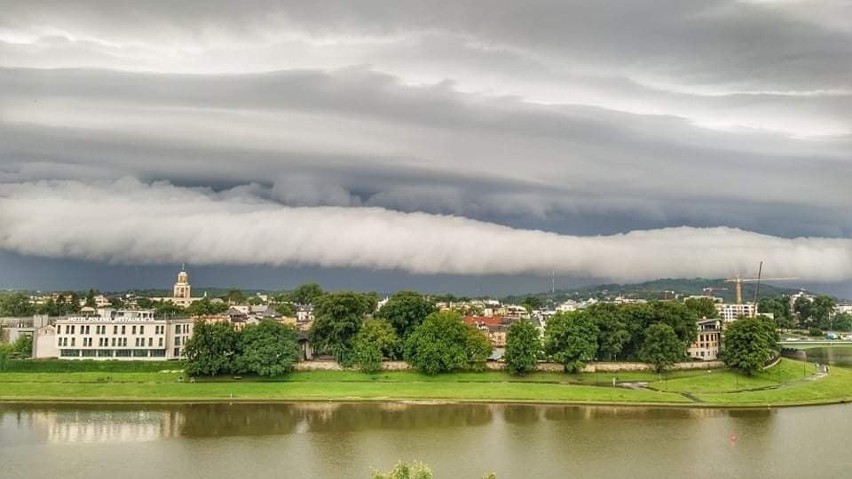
1 1 850 292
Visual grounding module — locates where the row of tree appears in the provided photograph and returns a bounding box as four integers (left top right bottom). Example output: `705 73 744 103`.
183 320 300 377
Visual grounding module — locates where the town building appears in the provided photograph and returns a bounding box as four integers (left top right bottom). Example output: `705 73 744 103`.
715 303 756 322
687 319 722 361
34 309 194 360
152 267 202 307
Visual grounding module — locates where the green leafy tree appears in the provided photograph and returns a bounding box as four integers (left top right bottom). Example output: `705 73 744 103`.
235 320 300 377
186 298 229 316
404 311 491 375
586 303 630 361
521 296 542 315
375 291 436 344
505 320 541 375
222 288 247 305
154 301 185 318
833 313 852 332
648 301 698 344
13 334 33 358
465 326 492 372
353 319 399 373
0 293 36 317
683 297 718 319
722 316 779 375
758 296 793 329
812 295 837 330
793 296 813 328
372 462 433 479
288 283 325 305
274 303 295 317
311 292 372 365
544 311 599 373
183 321 239 377
638 323 685 373
371 462 496 479
84 289 97 308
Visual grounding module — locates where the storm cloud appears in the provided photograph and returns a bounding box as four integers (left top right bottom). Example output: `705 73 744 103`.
1 0 850 291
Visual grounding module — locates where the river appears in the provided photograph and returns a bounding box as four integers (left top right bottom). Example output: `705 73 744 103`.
2 401 851 479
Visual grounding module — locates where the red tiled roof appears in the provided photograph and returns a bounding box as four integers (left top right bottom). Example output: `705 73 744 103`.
463 316 505 327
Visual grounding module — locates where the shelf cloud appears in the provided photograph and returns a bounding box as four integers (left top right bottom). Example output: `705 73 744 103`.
1 180 849 281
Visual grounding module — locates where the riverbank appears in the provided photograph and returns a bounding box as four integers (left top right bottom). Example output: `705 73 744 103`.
1 359 850 408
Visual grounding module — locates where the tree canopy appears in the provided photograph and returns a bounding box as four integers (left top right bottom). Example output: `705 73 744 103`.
722 316 779 375
375 291 436 342
311 291 374 365
638 323 685 373
353 319 399 373
505 320 541 375
183 321 239 376
544 311 599 373
683 297 718 319
235 320 300 377
404 311 491 374
287 283 325 305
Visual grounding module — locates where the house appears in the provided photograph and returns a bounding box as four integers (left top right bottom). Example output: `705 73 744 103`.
688 319 722 361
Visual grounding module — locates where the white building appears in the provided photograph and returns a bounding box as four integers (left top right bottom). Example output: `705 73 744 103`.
715 303 756 322
36 309 194 360
688 319 722 361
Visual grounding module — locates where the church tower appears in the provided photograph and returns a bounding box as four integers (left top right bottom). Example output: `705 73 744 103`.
173 265 191 306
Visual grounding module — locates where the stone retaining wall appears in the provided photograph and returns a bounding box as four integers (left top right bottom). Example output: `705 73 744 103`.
294 359 723 373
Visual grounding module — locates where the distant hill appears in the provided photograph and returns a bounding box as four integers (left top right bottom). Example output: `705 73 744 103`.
503 278 802 305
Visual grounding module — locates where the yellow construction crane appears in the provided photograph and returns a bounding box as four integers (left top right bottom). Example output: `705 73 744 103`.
725 274 795 304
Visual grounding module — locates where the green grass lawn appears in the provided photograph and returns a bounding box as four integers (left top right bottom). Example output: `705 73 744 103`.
1 359 850 407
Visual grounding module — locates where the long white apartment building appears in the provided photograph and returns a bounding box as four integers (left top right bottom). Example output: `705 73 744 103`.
714 303 756 322
34 309 194 360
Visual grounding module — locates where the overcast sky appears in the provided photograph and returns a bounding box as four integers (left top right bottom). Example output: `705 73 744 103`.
1 0 851 297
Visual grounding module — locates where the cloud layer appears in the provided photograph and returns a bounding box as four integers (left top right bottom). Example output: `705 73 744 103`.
1 1 850 289
1 180 849 281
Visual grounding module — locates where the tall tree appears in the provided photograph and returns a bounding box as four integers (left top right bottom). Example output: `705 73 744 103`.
186 297 229 316
84 289 97 308
586 303 630 361
288 283 325 305
722 316 779 375
235 320 300 377
222 288 247 305
505 320 541 375
544 311 599 373
648 301 698 345
353 319 400 373
683 297 718 319
0 293 35 317
404 311 491 374
811 295 837 330
183 321 239 377
638 323 685 373
375 291 436 342
793 296 813 328
310 292 372 365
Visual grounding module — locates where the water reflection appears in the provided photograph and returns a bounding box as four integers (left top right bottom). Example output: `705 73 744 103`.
4 402 849 479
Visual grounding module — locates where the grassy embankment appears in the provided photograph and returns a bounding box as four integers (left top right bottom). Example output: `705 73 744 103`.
0 358 849 407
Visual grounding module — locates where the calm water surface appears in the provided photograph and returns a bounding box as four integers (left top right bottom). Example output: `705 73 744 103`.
2 402 851 479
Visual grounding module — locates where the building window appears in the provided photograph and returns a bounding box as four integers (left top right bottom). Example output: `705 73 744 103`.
139 326 145 335
173 348 180 357
114 325 118 334
148 337 153 347
121 325 126 335
132 325 136 335
158 338 164 347
71 337 76 346
57 325 62 334
175 325 181 334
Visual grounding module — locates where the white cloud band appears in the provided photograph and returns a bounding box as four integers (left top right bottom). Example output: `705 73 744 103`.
1 179 849 281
